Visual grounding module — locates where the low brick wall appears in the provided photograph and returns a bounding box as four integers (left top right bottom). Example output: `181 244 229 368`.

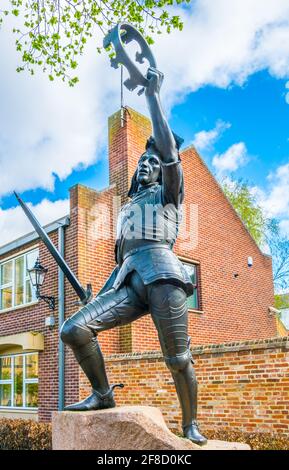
79 337 289 435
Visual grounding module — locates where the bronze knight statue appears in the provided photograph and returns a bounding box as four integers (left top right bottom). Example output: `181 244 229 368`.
60 25 207 446
15 23 207 446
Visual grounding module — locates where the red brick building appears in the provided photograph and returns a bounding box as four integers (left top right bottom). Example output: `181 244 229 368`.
1 107 284 434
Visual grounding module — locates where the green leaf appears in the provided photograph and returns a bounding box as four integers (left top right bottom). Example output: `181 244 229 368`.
1 0 191 86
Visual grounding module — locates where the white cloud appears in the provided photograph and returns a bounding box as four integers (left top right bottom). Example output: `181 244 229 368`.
192 120 231 151
0 199 69 247
255 162 289 218
154 0 289 109
0 0 289 198
0 26 122 197
212 142 249 174
1 0 289 243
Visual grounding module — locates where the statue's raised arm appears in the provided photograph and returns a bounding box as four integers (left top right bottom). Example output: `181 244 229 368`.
145 67 178 164
144 67 184 208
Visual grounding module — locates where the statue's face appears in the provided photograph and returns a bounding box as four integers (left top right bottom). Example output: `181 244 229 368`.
136 149 161 186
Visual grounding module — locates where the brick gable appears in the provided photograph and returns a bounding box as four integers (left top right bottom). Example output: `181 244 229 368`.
102 107 276 351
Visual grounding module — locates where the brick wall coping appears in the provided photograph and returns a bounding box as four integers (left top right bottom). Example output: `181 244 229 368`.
105 336 289 362
69 183 116 195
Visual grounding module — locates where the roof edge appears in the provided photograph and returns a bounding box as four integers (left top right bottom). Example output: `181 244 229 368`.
0 215 70 257
181 145 271 260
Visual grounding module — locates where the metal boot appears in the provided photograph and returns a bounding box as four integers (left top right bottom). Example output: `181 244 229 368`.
64 336 123 411
64 384 124 411
172 361 207 446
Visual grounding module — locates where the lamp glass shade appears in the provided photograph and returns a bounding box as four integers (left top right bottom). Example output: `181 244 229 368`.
28 259 47 288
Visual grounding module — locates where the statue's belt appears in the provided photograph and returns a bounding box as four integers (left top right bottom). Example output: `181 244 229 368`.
122 243 172 262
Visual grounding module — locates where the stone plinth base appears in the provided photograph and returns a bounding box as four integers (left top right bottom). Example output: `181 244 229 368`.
52 406 250 451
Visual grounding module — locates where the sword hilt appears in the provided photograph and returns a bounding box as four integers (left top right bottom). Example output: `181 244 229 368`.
85 283 93 304
74 283 93 306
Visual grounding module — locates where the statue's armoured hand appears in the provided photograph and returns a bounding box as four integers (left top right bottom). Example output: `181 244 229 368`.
145 67 164 97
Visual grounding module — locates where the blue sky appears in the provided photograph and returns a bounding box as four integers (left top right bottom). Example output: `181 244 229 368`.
172 71 289 187
0 0 289 245
1 70 288 213
1 71 288 205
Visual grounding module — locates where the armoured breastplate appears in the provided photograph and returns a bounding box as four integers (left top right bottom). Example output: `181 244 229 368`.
116 184 182 260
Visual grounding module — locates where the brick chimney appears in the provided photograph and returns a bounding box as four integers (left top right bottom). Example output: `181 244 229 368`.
108 107 152 204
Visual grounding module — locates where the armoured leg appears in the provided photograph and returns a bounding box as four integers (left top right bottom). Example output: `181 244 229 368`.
61 280 147 410
148 282 207 446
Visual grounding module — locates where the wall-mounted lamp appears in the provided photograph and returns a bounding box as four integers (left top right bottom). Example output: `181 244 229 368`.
28 258 56 311
248 256 253 267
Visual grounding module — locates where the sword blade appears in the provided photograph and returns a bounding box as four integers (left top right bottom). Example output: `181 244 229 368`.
14 192 91 305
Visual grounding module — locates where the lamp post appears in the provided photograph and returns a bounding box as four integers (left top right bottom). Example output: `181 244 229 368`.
28 258 55 311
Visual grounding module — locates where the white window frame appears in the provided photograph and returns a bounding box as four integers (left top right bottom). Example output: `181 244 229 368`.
181 260 201 311
0 260 13 311
0 248 39 312
0 352 38 410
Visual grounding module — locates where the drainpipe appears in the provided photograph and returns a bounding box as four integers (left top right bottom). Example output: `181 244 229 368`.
58 225 65 411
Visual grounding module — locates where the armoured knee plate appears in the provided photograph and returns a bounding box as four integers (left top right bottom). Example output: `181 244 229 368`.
164 349 192 373
60 318 93 347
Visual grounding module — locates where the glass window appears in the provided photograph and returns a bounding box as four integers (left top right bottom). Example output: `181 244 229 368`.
0 384 12 406
26 251 38 271
15 257 24 306
1 261 12 285
25 354 38 379
182 262 200 311
0 353 38 409
0 357 11 380
1 286 13 310
26 251 38 304
25 383 38 408
26 279 33 304
0 249 39 311
14 356 23 407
